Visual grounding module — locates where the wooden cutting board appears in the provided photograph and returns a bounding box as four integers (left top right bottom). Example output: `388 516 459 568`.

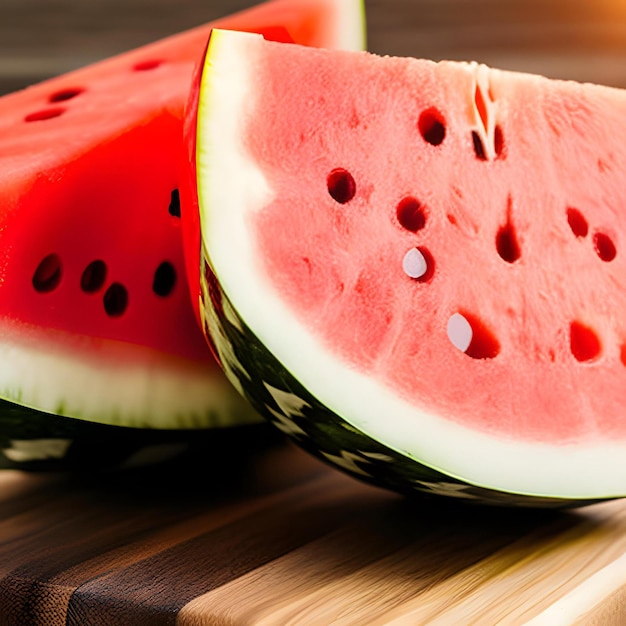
1 439 626 626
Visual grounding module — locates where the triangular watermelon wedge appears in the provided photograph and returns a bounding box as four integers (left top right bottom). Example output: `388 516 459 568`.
0 0 365 466
188 29 626 506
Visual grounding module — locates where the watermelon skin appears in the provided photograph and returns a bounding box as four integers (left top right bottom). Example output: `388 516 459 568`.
189 30 626 505
0 0 365 435
0 403 281 471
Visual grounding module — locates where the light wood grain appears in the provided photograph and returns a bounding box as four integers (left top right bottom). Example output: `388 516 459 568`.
380 501 626 625
177 494 626 625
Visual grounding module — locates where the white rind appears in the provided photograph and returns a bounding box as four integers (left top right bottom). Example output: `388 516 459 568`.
331 0 367 52
0 320 257 429
197 30 626 500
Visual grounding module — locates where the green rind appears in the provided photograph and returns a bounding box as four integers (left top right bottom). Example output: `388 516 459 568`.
0 399 279 471
199 259 603 508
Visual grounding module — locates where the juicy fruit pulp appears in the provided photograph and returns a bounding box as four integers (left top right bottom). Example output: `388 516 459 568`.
0 0 366 438
190 30 626 505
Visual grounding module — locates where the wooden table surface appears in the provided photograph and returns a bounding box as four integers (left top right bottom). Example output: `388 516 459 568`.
2 1 626 624
2 0 626 96
2 439 626 626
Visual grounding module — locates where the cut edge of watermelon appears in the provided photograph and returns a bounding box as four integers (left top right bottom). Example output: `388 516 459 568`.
182 0 368 330
0 320 257 430
196 30 626 501
325 0 367 52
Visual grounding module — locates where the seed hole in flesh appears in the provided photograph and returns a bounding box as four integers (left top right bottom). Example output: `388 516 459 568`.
103 283 128 317
24 107 65 122
327 168 356 204
168 189 181 218
593 231 617 262
474 85 489 133
447 312 500 359
494 125 505 158
80 260 107 293
396 197 426 231
418 108 446 146
32 254 62 293
133 59 163 71
570 321 601 362
153 261 177 297
472 131 487 160
402 247 434 282
566 207 589 238
496 221 521 263
49 87 84 103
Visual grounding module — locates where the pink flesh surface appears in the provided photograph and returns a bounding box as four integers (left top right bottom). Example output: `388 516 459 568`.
247 42 626 442
0 0 335 364
0 64 209 362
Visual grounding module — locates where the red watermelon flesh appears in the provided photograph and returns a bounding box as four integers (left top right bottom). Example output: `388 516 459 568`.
191 30 626 502
0 0 365 429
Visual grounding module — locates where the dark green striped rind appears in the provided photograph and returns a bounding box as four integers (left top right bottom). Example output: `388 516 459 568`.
0 400 278 471
200 262 603 508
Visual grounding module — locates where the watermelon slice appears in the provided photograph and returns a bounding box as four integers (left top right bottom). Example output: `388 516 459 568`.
0 0 365 467
188 29 626 506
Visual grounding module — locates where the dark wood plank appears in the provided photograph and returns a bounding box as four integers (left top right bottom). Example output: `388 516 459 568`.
0 442 330 625
2 0 626 92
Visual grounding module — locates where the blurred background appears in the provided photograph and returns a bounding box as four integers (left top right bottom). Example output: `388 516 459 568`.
2 0 626 96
